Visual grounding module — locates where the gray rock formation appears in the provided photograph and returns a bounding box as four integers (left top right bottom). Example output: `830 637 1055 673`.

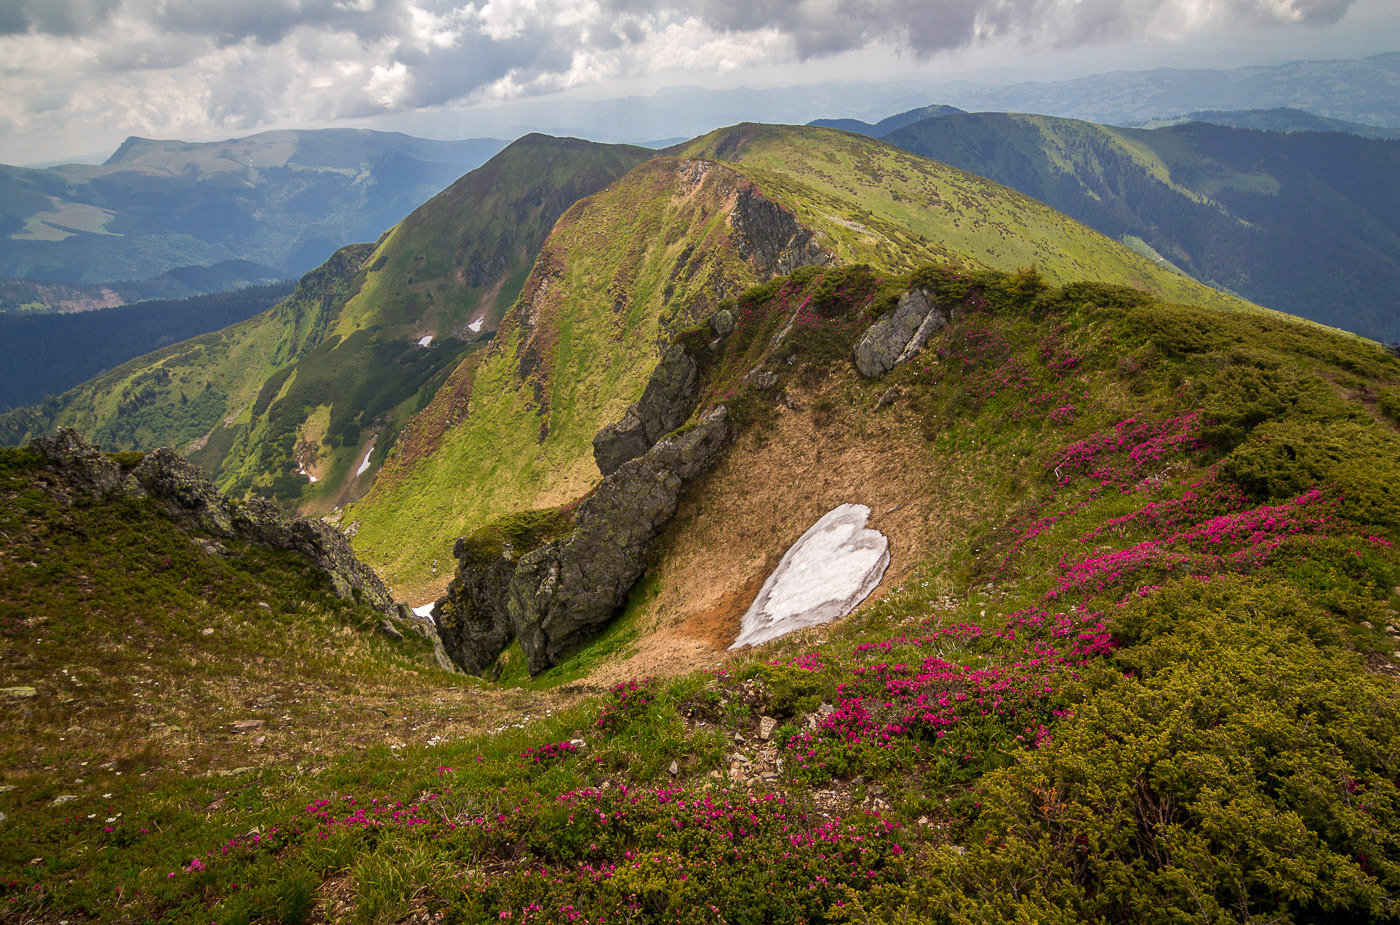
437 402 729 676
27 428 124 498
27 429 424 635
592 343 700 477
730 185 832 277
513 407 728 673
853 288 948 379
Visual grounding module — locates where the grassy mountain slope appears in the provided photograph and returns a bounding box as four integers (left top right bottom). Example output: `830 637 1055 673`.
0 128 506 286
675 123 1258 315
6 263 1399 924
0 137 651 514
344 123 1268 601
885 111 1400 342
342 156 781 595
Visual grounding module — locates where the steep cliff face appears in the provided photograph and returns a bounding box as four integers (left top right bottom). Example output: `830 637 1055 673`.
432 326 730 676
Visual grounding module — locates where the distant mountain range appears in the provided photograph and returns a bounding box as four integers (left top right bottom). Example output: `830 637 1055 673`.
0 129 505 290
0 259 287 314
800 107 1400 343
1130 107 1400 139
940 53 1400 128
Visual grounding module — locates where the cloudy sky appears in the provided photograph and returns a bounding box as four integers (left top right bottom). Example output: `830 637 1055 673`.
1 0 1396 164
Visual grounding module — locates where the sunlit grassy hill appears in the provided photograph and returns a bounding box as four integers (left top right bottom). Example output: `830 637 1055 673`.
883 111 1400 342
0 136 650 514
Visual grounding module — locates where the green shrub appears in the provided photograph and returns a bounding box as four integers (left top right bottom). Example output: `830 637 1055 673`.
1221 420 1400 527
1381 386 1400 424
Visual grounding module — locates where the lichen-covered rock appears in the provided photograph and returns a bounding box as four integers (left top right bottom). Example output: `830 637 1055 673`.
28 428 123 499
592 343 700 476
853 288 947 379
442 407 729 677
433 543 521 674
130 447 238 536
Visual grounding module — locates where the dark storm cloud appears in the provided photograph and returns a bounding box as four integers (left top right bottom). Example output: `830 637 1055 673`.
609 0 1358 57
0 0 122 36
153 0 396 46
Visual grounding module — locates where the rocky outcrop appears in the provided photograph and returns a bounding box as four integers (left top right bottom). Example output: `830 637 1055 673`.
27 429 125 498
437 397 729 675
730 184 832 277
853 288 948 379
512 407 728 673
592 342 700 476
27 429 416 627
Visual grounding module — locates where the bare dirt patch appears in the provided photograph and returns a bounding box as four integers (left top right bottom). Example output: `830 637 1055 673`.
588 379 989 683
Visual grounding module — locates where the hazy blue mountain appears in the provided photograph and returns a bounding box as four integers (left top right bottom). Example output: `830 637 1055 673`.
939 53 1400 128
0 129 506 289
810 104 965 137
885 111 1400 342
1132 107 1400 139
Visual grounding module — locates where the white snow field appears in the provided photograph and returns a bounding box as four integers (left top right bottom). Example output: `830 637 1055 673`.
355 444 375 477
730 503 890 650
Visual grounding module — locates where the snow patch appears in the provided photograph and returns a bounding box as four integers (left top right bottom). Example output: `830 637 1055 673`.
413 602 436 624
730 503 889 650
417 334 434 347
467 317 484 333
355 444 375 478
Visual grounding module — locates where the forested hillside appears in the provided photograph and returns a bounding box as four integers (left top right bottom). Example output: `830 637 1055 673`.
0 282 293 410
885 112 1400 342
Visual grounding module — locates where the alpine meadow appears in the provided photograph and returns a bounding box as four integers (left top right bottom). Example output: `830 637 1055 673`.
2 18 1400 925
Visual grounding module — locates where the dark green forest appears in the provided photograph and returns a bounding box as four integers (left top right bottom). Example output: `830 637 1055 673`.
0 282 292 411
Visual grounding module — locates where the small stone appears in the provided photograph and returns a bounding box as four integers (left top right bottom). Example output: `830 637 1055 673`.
917 815 930 826
947 845 967 856
761 772 779 781
733 733 746 744
731 752 749 764
668 760 679 777
51 795 78 807
254 735 266 746
570 739 586 748
1 687 36 699
201 627 215 636
708 770 722 780
379 620 404 641
1362 621 1374 629
759 716 777 740
256 602 272 612
0 785 15 793
212 767 254 778
818 703 835 716
231 719 264 731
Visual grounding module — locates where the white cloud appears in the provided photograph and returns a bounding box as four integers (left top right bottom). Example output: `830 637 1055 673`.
0 0 1375 163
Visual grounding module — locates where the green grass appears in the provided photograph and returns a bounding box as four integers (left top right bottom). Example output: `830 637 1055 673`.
4 266 1400 923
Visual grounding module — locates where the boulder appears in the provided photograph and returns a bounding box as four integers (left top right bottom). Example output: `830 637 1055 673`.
853 288 948 379
28 428 123 498
592 343 700 477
